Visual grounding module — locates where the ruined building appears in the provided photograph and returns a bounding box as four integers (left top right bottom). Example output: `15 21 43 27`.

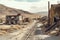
44 2 60 36
48 3 60 25
5 14 21 25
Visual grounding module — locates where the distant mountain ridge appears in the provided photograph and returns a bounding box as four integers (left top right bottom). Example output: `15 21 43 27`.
36 12 48 16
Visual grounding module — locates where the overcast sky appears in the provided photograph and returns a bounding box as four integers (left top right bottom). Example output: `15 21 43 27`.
0 0 59 13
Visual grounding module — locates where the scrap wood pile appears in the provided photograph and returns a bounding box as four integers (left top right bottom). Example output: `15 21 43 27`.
40 16 60 36
43 20 60 36
42 24 60 36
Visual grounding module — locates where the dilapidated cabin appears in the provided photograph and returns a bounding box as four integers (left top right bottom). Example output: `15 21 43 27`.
5 14 21 25
48 4 60 25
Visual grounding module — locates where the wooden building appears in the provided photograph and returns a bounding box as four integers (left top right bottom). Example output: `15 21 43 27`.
5 14 21 25
48 3 60 25
44 2 60 35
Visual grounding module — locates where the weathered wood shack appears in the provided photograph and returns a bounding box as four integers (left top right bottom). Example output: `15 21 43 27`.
48 4 60 25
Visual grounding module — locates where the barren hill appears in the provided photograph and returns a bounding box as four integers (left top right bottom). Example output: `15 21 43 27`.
0 4 40 19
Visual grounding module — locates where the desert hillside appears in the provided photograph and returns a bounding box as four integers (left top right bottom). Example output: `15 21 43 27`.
0 4 41 19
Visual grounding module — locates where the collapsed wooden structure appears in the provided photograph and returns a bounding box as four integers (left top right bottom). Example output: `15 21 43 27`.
44 2 60 35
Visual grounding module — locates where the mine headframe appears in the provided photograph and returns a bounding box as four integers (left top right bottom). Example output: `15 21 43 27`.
5 14 21 25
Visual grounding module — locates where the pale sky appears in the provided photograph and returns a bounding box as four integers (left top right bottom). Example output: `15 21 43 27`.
0 0 59 13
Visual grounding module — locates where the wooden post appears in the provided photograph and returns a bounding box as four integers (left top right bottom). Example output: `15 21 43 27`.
48 1 50 26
